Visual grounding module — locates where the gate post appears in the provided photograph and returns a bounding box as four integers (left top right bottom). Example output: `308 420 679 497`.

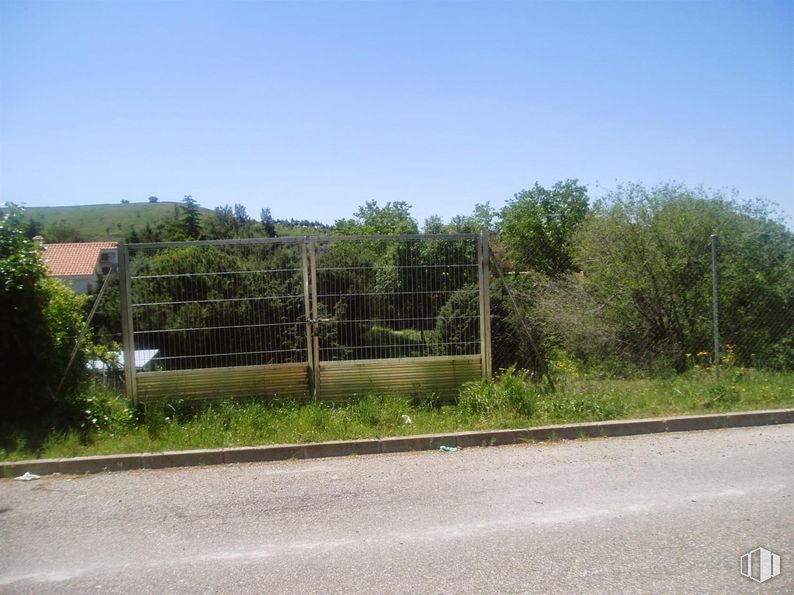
118 243 138 404
478 231 493 379
302 239 317 400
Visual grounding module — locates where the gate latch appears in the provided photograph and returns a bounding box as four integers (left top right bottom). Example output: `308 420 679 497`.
309 317 333 336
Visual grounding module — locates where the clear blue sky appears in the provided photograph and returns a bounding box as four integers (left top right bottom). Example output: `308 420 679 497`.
1 0 792 227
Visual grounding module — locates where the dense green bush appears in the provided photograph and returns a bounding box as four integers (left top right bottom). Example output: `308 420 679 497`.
129 244 306 368
573 184 793 372
432 285 479 356
1 205 90 435
433 280 546 374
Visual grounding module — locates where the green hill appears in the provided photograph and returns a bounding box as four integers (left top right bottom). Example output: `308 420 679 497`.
25 202 214 242
21 202 332 242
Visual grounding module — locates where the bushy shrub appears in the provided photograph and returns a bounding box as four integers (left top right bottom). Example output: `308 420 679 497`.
458 366 536 417
434 281 544 373
433 285 479 356
1 204 90 434
76 382 135 435
573 184 793 372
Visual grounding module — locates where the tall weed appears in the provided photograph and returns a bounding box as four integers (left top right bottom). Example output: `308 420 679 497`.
458 366 537 418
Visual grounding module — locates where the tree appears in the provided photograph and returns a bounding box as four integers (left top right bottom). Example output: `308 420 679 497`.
44 219 84 243
335 200 418 235
449 203 497 233
204 204 260 239
274 218 331 235
173 195 202 240
148 196 159 203
500 180 589 275
121 199 130 204
422 215 446 234
423 203 496 234
260 208 276 238
573 183 793 371
25 218 43 238
126 226 141 243
1 204 89 434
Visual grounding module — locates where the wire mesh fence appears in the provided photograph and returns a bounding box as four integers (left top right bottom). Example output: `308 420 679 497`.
99 227 789 401
487 232 793 380
125 239 308 371
313 236 481 361
117 234 486 401
713 235 793 374
124 236 483 370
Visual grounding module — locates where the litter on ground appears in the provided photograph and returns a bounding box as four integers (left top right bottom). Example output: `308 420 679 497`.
15 472 41 481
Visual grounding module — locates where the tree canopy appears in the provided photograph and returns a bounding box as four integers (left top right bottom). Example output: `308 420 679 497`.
500 180 589 275
573 184 793 371
335 200 419 235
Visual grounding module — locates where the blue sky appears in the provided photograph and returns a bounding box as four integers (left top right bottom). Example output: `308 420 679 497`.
1 0 792 227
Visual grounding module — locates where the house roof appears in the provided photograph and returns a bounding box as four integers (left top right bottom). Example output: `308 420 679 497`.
42 242 117 277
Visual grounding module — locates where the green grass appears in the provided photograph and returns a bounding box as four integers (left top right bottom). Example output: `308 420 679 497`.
1 367 792 462
26 202 215 242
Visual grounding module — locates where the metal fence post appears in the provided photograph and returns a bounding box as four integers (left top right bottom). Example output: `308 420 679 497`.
118 243 137 404
308 238 321 400
478 231 493 379
711 234 720 381
301 239 316 401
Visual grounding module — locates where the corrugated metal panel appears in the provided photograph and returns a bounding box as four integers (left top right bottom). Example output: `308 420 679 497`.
318 355 481 402
136 363 310 401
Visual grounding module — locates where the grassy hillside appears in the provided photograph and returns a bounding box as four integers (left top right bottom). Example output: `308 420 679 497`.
25 202 215 242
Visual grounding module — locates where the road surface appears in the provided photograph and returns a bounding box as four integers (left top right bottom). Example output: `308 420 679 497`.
1 425 792 593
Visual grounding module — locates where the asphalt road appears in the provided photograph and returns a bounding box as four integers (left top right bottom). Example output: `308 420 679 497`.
1 425 792 594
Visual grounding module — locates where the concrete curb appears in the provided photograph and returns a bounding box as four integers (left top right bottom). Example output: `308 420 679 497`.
3 408 793 478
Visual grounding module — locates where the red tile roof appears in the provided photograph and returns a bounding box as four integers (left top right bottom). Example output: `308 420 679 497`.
42 242 117 277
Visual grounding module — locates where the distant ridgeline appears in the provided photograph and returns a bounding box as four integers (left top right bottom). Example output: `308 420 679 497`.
22 202 331 243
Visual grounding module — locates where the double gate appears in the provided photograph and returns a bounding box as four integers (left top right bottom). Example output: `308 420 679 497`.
119 234 491 403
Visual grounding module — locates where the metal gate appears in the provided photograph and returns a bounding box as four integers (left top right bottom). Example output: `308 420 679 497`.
119 234 490 403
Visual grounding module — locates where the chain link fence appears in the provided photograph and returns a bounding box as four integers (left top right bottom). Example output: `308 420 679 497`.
488 233 793 381
83 229 790 396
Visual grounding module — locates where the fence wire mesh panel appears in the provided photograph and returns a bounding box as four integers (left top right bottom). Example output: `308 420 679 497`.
313 236 480 360
311 235 485 400
122 238 311 401
711 234 793 374
487 258 549 380
485 230 792 385
119 234 490 402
